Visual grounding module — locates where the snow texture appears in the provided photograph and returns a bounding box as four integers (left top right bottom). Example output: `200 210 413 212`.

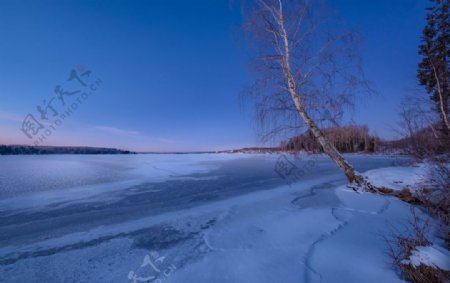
364 164 428 191
0 154 444 283
403 245 450 271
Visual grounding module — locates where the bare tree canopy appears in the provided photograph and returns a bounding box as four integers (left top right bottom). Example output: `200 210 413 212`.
241 0 374 185
242 0 371 143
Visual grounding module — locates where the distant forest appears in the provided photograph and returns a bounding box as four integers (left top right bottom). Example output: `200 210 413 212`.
0 145 134 155
279 123 448 155
280 125 377 153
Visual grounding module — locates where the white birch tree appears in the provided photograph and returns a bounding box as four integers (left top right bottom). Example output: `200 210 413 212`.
243 0 381 189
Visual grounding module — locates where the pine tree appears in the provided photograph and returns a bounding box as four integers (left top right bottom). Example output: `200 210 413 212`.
418 0 450 142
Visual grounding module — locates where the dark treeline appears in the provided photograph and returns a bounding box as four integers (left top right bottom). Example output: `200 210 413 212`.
380 124 450 157
0 145 134 155
280 125 378 153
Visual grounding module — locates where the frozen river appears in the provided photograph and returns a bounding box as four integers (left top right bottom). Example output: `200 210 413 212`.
0 154 412 282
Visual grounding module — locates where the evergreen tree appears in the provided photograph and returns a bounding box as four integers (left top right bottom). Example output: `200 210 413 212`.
418 0 450 141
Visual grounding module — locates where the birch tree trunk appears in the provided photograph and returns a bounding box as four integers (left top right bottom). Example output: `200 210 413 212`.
274 0 363 184
430 60 450 133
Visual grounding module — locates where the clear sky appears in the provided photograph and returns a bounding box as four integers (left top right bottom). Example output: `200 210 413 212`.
0 0 428 152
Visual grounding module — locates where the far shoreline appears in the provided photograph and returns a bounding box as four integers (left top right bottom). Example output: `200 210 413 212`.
0 144 411 157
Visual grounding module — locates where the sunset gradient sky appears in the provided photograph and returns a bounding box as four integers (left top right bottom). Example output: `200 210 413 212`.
0 0 428 152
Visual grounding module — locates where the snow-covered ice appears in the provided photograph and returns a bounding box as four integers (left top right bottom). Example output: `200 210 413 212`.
0 154 443 282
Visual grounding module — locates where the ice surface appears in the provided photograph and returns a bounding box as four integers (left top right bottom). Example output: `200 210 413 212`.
0 154 442 283
0 154 252 211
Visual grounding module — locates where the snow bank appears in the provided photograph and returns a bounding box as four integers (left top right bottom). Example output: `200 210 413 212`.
364 164 428 191
402 245 450 271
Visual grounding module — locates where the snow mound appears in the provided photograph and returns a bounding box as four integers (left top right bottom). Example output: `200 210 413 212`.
364 165 428 191
402 245 450 271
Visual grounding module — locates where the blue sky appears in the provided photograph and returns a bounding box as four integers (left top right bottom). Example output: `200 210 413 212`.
0 0 428 151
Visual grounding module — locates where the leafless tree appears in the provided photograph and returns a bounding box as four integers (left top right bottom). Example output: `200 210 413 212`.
400 96 438 139
396 90 450 230
396 90 449 158
242 0 376 186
